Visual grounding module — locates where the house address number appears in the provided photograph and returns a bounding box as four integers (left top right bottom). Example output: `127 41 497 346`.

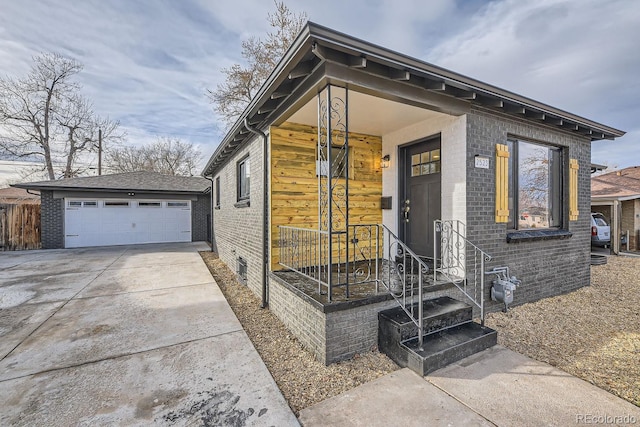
475 156 490 169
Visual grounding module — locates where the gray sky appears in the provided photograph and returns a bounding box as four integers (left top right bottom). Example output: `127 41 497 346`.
0 0 638 170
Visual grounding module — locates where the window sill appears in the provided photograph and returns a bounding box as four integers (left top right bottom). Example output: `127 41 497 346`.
506 229 573 243
234 199 250 208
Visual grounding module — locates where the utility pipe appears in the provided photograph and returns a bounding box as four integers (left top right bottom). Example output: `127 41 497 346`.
203 176 214 252
244 118 269 309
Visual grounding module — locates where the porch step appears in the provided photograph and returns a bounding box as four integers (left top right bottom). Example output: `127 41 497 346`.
378 296 497 376
403 322 497 375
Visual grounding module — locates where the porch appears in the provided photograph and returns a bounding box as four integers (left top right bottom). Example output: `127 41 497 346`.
266 85 495 369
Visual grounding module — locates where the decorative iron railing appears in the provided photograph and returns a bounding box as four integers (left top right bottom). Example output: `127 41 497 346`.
434 220 492 325
279 223 430 349
279 220 492 345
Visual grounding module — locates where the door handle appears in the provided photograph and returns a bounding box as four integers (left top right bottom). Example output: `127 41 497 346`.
403 199 410 223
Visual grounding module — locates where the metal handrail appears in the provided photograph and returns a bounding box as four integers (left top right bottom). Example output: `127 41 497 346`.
278 223 430 350
434 220 492 325
279 220 492 338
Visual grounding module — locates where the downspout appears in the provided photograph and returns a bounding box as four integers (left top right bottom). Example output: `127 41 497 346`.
244 118 269 309
204 176 214 252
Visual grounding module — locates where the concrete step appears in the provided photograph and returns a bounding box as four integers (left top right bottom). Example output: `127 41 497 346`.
403 322 497 376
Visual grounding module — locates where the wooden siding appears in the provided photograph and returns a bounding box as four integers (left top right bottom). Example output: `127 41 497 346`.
270 122 382 270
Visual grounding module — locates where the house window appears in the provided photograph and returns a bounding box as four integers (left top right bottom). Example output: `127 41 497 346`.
317 145 349 178
215 176 220 208
237 156 250 201
237 257 248 285
507 138 563 229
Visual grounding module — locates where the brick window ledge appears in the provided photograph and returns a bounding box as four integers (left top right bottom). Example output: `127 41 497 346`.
507 229 573 243
234 199 250 208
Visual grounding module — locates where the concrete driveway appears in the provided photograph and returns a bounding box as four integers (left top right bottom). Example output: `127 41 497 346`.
0 242 298 426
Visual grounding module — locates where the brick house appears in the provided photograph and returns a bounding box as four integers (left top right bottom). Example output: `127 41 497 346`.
203 23 624 372
592 166 640 252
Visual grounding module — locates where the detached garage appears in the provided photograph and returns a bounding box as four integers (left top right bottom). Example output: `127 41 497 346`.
13 171 211 249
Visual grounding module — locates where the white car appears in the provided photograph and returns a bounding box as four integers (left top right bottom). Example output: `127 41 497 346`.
591 213 610 247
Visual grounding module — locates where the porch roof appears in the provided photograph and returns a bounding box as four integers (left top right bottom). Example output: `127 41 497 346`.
203 22 625 177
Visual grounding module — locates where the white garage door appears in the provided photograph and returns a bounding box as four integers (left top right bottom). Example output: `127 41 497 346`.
64 199 191 248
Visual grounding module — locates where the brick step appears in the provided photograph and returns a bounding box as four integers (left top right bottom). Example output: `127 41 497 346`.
378 296 497 376
402 322 497 375
378 296 472 343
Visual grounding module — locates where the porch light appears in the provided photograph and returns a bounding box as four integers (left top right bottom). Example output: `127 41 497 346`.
381 154 391 169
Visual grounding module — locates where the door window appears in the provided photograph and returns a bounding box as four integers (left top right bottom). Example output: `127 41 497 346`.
411 149 441 177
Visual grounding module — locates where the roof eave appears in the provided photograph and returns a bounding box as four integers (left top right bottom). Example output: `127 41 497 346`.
12 184 207 195
202 25 315 177
202 21 625 177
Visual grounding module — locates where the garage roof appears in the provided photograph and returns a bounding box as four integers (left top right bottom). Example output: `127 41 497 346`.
13 171 210 194
592 166 640 200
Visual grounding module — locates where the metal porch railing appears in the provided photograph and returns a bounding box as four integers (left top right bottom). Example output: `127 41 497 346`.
278 221 492 347
434 220 492 325
279 223 431 349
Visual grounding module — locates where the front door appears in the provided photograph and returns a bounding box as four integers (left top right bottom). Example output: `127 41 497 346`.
400 136 441 258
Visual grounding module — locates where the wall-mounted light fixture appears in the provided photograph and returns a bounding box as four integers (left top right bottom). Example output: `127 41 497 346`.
381 154 391 169
127 192 135 196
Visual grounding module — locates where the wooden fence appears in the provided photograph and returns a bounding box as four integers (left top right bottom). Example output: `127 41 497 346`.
0 204 41 251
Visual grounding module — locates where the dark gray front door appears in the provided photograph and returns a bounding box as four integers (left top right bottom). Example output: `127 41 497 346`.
400 137 441 258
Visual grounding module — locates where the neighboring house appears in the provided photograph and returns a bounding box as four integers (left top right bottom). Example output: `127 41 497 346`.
202 22 624 370
0 187 40 205
591 166 640 252
13 171 211 249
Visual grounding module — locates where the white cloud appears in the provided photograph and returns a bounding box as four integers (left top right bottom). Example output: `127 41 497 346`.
426 0 640 167
0 0 637 172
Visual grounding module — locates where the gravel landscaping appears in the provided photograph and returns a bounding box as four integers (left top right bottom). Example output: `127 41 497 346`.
485 255 640 407
201 251 639 413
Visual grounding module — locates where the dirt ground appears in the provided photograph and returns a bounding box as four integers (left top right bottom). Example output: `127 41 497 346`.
201 251 639 412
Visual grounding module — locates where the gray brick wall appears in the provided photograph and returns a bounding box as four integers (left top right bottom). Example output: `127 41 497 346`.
40 190 64 249
268 275 327 361
191 193 211 242
466 106 592 312
270 273 468 364
211 136 266 296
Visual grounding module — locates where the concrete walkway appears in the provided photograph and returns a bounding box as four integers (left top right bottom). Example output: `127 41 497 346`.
0 243 298 426
300 346 640 427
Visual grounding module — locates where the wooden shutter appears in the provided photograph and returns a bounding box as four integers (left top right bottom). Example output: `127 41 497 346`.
495 144 510 223
569 158 579 221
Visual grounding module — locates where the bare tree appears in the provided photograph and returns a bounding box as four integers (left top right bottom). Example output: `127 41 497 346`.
0 53 122 179
106 137 201 176
208 1 307 127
